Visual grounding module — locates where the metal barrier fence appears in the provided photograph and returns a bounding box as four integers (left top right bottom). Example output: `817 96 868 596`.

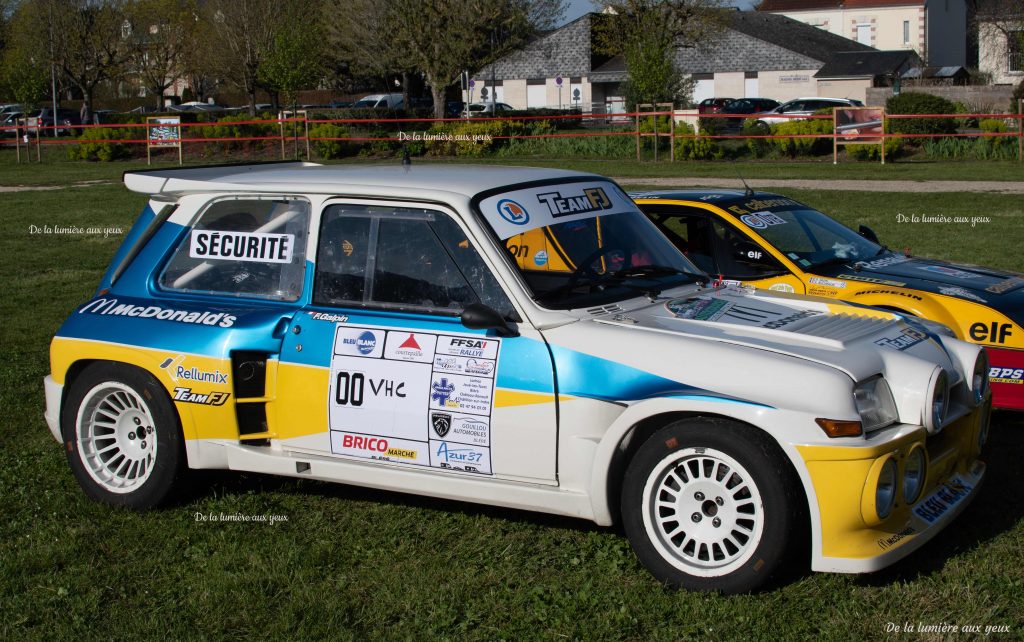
3 103 1022 163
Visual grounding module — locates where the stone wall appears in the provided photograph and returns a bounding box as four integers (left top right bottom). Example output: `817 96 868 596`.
865 86 1018 112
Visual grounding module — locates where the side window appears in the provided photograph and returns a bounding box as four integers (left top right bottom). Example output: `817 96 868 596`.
314 204 515 317
710 220 786 280
159 197 309 301
647 210 716 274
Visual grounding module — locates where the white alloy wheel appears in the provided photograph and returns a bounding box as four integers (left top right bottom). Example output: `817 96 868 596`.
641 448 765 577
63 363 184 508
76 381 158 493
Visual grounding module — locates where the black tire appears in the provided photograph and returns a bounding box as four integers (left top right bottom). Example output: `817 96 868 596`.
61 362 185 509
621 418 801 593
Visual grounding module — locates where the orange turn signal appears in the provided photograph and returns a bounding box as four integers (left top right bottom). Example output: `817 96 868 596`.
815 418 864 438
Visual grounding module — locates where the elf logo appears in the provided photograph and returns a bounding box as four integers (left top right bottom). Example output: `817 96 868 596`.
969 322 1013 344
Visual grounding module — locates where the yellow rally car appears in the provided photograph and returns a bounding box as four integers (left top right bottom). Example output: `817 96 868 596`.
626 190 1024 411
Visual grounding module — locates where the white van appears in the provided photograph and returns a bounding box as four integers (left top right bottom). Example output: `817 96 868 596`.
352 93 404 109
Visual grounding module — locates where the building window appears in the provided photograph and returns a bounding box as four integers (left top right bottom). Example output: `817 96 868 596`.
1010 30 1024 73
856 24 872 45
903 21 910 44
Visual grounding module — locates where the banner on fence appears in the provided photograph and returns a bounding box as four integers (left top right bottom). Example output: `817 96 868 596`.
147 116 182 165
834 107 886 164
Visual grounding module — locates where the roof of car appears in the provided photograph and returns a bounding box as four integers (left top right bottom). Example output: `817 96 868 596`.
630 189 788 207
123 162 597 199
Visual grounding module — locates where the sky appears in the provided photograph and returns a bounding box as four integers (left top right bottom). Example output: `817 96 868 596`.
561 0 757 24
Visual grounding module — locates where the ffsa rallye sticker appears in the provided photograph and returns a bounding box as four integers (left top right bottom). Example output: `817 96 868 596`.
327 324 500 475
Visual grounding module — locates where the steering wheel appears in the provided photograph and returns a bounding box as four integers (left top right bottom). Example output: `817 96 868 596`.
566 246 630 288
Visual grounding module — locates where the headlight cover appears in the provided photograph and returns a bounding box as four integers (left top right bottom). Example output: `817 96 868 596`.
876 458 898 520
902 446 927 504
924 369 949 434
971 349 990 406
853 376 898 432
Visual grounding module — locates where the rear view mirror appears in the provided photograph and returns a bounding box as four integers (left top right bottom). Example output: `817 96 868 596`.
859 225 880 245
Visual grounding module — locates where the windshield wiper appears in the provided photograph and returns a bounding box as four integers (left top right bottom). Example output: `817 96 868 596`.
613 264 697 280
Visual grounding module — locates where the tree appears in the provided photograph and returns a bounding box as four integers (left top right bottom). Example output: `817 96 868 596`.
1 1 50 106
324 0 416 103
594 0 726 108
124 0 198 109
333 0 563 119
205 0 286 115
37 0 130 124
260 2 327 111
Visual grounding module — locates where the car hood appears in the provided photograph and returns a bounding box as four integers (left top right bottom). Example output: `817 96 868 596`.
815 251 1024 314
581 285 958 382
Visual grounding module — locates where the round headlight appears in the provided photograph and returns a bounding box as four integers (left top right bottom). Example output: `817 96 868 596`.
924 369 949 434
971 350 990 406
877 458 898 520
902 446 927 504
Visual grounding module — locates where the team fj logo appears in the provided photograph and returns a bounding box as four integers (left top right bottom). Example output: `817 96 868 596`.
497 199 529 225
431 412 452 437
431 378 456 406
172 387 230 406
536 186 612 218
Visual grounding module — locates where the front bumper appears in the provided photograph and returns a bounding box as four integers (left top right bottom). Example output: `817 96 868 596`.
43 375 63 442
798 399 989 573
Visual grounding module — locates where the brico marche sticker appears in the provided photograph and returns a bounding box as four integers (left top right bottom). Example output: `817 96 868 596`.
328 324 499 474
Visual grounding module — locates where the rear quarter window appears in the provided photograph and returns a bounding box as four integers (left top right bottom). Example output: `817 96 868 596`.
159 196 310 301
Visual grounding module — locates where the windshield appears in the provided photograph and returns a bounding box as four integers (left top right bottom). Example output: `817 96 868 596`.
736 206 883 269
477 180 704 309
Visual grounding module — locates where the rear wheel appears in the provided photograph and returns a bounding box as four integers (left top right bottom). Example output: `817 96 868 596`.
62 363 184 509
621 418 800 593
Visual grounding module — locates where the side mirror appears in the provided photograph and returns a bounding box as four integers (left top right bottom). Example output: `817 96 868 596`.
460 303 519 338
858 225 880 245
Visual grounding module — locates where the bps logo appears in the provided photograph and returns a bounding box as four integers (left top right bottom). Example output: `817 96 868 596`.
989 367 1023 384
496 199 529 225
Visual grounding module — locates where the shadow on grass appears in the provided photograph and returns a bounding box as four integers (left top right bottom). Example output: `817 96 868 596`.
855 410 1024 587
174 462 611 536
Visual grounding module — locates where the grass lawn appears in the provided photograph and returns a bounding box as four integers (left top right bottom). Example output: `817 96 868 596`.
1 173 1022 639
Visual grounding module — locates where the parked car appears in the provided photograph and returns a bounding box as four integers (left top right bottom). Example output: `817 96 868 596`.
715 98 781 131
466 102 516 116
697 97 735 114
25 108 82 135
45 163 989 593
0 110 25 136
750 97 864 129
352 93 404 109
633 189 1024 410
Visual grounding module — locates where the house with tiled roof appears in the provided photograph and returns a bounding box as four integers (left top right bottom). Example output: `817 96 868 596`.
757 0 967 67
473 11 887 111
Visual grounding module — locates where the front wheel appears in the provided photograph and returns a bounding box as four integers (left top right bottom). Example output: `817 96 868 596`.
621 418 801 593
62 362 185 509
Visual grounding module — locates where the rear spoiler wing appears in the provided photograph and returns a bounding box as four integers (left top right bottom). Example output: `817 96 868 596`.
123 161 321 196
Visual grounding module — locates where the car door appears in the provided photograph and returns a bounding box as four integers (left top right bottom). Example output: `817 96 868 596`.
272 199 558 483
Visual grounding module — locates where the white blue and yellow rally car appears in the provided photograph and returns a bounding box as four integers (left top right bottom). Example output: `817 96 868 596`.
46 163 989 592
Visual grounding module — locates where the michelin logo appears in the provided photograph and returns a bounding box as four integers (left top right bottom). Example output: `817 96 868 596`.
80 298 236 328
